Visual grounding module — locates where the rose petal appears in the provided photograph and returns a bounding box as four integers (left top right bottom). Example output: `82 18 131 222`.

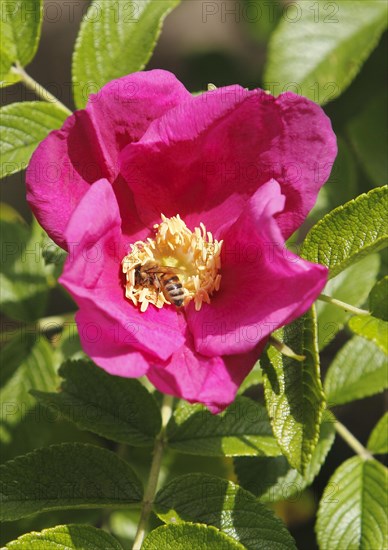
186 179 328 356
265 92 338 238
147 322 264 412
120 87 337 238
26 113 95 248
76 306 150 378
86 70 191 174
26 70 191 247
59 179 185 361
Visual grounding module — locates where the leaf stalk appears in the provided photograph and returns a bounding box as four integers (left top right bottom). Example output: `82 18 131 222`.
318 294 370 316
11 63 72 116
269 335 305 362
132 394 174 549
335 419 374 460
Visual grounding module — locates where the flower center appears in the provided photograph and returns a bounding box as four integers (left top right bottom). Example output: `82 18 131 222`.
122 215 222 312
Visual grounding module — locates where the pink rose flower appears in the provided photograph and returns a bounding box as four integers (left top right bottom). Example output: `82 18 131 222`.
26 70 337 412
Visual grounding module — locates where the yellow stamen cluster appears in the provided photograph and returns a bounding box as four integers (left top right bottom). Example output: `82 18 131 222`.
122 214 222 312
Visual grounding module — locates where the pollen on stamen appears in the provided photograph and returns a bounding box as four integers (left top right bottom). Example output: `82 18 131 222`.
121 214 223 312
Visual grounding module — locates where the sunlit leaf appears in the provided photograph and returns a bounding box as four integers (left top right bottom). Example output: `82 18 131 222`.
72 0 180 108
1 0 43 86
367 413 388 455
264 0 387 104
324 336 387 406
348 314 388 354
154 474 296 549
0 102 67 178
261 308 325 473
316 457 388 549
302 186 388 278
4 524 123 549
142 524 245 550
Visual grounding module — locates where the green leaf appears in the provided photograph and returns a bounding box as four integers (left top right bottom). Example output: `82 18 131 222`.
264 0 387 104
0 334 57 430
154 474 296 549
0 443 143 521
1 0 43 86
324 336 387 406
4 524 123 549
316 254 379 349
261 308 325 473
0 512 103 549
142 524 245 550
234 412 336 502
166 396 281 457
347 91 388 186
0 212 53 322
0 102 67 178
0 50 19 88
348 314 388 354
72 0 180 108
316 457 388 549
33 359 161 446
302 186 388 278
367 413 388 455
369 276 388 321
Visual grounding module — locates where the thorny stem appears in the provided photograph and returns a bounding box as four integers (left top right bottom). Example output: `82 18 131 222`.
132 394 174 550
335 420 374 460
318 294 370 316
11 63 72 116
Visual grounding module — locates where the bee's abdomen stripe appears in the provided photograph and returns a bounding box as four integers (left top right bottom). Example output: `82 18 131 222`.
168 288 185 297
165 282 184 293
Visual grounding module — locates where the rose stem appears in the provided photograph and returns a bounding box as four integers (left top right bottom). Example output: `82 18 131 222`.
132 393 174 550
317 294 370 316
334 418 374 460
11 62 72 116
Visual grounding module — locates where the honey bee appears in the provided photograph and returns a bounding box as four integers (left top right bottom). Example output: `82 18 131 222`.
134 261 186 307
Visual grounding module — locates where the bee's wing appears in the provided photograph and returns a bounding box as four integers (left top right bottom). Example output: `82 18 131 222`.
145 265 185 275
